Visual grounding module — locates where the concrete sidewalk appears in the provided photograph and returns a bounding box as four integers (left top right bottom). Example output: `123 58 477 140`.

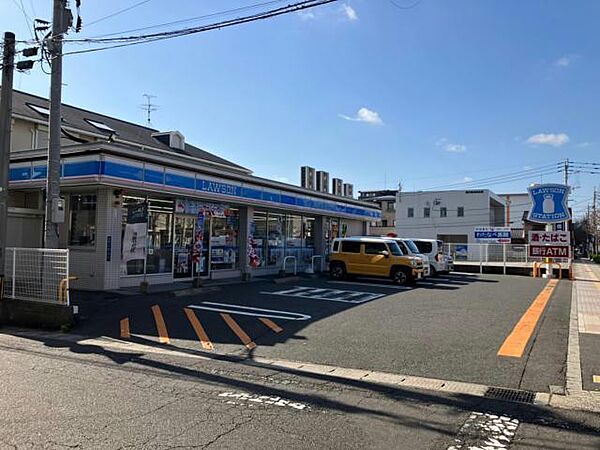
551 261 600 412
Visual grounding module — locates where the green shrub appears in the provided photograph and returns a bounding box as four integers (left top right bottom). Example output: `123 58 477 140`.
592 254 600 264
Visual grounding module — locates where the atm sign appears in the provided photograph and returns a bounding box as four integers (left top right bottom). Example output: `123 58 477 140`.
528 246 570 258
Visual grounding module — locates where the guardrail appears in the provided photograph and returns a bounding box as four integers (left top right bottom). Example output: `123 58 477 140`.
282 255 297 276
4 248 70 305
444 243 571 275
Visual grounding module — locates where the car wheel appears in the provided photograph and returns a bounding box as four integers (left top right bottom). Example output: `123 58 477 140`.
329 262 346 280
429 264 438 277
392 267 408 285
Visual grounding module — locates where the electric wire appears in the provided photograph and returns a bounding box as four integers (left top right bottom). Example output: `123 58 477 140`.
85 0 155 28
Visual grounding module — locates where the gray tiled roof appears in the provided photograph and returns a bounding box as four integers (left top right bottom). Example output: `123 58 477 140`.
11 90 250 173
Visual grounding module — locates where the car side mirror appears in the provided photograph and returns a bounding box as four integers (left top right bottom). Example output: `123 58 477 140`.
381 250 389 258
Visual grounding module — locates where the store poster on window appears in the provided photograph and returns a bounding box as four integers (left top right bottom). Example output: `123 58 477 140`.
192 209 205 268
248 220 261 268
122 203 148 263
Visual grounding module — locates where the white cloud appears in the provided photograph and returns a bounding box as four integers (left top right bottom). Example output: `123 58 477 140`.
463 176 474 182
555 56 571 67
297 10 315 20
577 141 591 148
553 54 580 68
435 138 467 153
446 143 467 153
339 107 383 125
526 133 570 147
342 3 358 21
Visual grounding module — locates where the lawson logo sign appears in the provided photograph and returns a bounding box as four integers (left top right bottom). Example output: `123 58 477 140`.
527 184 570 224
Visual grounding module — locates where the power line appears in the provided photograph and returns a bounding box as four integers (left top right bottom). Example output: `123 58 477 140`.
54 0 339 57
85 0 155 27
422 163 562 191
10 0 35 40
83 0 289 39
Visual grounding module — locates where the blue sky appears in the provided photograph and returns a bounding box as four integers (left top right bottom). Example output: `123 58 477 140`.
3 0 599 216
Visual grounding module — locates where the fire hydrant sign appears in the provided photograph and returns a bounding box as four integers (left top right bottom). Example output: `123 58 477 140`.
528 231 570 258
527 184 570 223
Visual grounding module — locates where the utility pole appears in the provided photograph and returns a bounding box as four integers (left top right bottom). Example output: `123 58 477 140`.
593 187 598 255
0 32 16 296
44 0 71 248
564 158 569 186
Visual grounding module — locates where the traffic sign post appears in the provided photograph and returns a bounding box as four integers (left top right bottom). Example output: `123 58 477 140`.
527 184 571 278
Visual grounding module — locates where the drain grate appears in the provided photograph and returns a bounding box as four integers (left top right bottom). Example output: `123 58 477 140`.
484 387 535 404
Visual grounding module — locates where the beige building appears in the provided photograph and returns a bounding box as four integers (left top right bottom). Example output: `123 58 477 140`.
358 190 397 236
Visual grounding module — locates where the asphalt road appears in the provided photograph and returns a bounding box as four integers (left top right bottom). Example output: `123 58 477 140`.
2 272 597 448
0 331 599 449
73 273 571 393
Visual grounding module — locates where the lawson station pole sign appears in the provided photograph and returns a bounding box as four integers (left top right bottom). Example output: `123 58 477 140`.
527 184 571 224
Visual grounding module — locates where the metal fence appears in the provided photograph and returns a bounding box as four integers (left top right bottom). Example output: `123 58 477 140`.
444 243 571 266
4 248 70 305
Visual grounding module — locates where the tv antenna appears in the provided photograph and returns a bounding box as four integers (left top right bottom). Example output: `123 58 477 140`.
140 94 159 127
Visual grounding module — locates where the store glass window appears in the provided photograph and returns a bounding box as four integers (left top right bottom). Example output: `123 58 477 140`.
457 206 465 217
267 212 285 266
121 196 173 276
440 207 447 218
146 199 174 274
210 208 239 271
303 217 315 248
69 194 96 246
408 207 414 218
286 215 303 249
424 207 431 218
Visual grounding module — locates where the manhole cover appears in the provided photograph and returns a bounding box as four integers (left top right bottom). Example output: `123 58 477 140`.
484 387 535 404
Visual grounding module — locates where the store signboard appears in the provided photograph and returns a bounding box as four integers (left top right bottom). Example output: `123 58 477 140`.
529 245 570 258
528 231 570 246
528 230 570 259
474 227 512 243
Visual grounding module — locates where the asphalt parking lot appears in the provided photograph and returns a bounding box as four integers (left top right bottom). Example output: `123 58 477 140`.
70 271 581 394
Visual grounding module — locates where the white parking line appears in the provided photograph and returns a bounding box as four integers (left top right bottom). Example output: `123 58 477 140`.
188 302 311 321
328 280 411 290
261 286 385 304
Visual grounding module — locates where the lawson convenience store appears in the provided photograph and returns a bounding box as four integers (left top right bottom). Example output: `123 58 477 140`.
9 143 379 291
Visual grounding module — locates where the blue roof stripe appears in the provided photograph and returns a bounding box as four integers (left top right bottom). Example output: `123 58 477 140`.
9 159 381 219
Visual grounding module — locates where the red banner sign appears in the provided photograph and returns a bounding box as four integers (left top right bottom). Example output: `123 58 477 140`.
529 245 570 258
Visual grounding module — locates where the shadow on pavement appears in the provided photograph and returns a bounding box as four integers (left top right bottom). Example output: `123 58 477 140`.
2 330 598 447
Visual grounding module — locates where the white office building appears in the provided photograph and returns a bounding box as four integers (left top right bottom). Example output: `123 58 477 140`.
395 189 506 243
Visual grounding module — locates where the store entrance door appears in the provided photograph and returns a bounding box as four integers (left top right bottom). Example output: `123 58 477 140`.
173 215 195 279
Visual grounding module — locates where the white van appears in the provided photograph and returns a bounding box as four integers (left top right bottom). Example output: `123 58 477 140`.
386 237 431 277
410 239 450 276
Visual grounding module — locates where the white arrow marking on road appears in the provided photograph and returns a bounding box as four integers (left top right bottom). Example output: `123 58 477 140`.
188 302 311 321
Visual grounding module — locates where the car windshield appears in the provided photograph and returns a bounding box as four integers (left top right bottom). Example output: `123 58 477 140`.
387 241 403 256
404 240 420 254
